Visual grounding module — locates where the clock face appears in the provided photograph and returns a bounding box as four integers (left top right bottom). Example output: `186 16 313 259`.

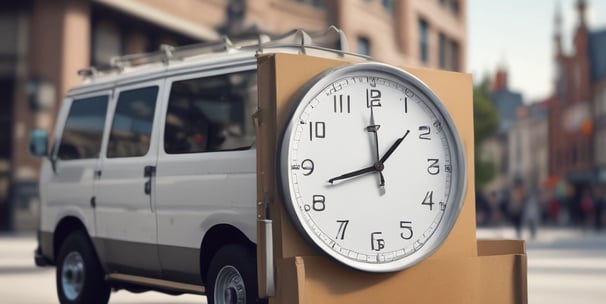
279 63 466 272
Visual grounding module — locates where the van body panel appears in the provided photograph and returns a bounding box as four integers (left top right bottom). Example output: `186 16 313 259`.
94 79 165 276
41 90 112 239
153 64 258 281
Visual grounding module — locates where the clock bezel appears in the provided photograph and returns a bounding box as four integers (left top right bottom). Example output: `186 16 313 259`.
277 62 467 272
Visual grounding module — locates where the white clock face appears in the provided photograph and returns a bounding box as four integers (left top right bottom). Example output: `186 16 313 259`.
279 63 466 272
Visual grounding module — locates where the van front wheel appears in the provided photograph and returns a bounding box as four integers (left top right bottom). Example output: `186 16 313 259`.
56 231 110 304
207 244 259 304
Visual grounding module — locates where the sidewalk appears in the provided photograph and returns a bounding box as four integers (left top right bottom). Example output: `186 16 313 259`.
2 228 606 304
0 232 38 270
477 225 606 250
477 226 586 241
3 227 603 249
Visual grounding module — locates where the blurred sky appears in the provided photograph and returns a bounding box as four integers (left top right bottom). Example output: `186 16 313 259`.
468 0 606 102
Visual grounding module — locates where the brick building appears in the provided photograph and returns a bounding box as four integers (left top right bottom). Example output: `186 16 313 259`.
548 0 606 202
0 0 467 231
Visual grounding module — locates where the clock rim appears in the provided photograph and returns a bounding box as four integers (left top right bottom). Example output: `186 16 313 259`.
277 62 467 272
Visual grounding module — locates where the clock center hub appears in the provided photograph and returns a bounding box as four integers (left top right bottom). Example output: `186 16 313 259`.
374 162 385 172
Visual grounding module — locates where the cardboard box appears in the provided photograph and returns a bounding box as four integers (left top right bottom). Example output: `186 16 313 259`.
256 53 527 303
275 239 526 304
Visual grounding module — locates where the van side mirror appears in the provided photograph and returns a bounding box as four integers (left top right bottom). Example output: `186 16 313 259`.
29 129 49 157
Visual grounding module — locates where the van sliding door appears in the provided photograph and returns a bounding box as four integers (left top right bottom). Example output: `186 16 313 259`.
94 80 163 277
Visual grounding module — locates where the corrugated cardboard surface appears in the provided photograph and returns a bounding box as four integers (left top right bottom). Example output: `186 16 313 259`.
256 53 527 303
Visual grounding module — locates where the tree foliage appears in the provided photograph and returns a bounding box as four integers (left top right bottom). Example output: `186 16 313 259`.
473 80 499 144
473 79 499 188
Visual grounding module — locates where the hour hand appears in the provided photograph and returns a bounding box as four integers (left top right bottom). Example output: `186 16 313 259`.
380 130 410 163
328 165 376 184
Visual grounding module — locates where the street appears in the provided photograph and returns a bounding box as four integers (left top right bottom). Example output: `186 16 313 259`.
1 228 605 303
479 227 606 304
0 236 204 304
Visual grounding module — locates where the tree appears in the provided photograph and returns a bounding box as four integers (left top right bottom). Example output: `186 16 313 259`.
473 79 499 188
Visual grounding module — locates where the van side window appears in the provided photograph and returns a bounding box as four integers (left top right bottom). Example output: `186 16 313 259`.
58 95 108 160
107 86 158 158
164 71 257 154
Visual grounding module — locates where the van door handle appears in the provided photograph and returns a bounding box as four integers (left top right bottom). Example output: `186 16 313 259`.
144 165 156 195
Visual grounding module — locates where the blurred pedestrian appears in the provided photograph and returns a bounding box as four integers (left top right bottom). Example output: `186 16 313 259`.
509 179 525 239
547 196 560 225
594 186 605 231
580 188 594 230
476 191 492 226
524 186 541 239
490 190 504 225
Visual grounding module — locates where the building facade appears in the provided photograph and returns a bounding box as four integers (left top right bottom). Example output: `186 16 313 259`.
508 103 549 191
591 28 606 184
548 0 606 202
596 77 606 184
480 67 524 196
0 0 467 231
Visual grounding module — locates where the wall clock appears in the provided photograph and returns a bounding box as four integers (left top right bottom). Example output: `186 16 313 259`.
279 63 466 272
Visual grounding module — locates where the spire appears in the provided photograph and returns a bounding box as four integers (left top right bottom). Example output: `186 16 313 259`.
577 0 587 28
555 1 562 33
554 1 563 56
493 65 508 92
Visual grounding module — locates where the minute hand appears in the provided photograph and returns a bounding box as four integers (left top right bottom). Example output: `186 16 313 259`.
380 130 411 163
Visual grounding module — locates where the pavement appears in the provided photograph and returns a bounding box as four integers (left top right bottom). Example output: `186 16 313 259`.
1 227 605 303
0 234 204 304
479 226 606 304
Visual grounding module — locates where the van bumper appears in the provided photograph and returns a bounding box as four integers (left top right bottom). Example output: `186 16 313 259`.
34 230 53 267
34 245 51 267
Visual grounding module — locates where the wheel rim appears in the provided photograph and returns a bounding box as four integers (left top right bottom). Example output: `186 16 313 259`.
61 251 85 301
214 265 246 304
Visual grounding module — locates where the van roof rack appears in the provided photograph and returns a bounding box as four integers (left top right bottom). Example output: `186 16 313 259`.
77 26 368 80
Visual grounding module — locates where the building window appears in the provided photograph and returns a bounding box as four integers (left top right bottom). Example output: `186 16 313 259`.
357 36 371 56
92 21 123 67
90 5 197 68
292 0 324 8
419 19 429 64
450 39 460 71
450 0 460 16
438 0 460 17
382 0 394 14
438 34 460 71
439 33 446 69
311 0 324 7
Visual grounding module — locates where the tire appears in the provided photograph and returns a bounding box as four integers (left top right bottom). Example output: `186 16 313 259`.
56 231 110 304
206 244 261 304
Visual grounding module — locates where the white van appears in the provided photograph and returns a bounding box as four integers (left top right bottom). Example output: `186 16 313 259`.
30 27 357 304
